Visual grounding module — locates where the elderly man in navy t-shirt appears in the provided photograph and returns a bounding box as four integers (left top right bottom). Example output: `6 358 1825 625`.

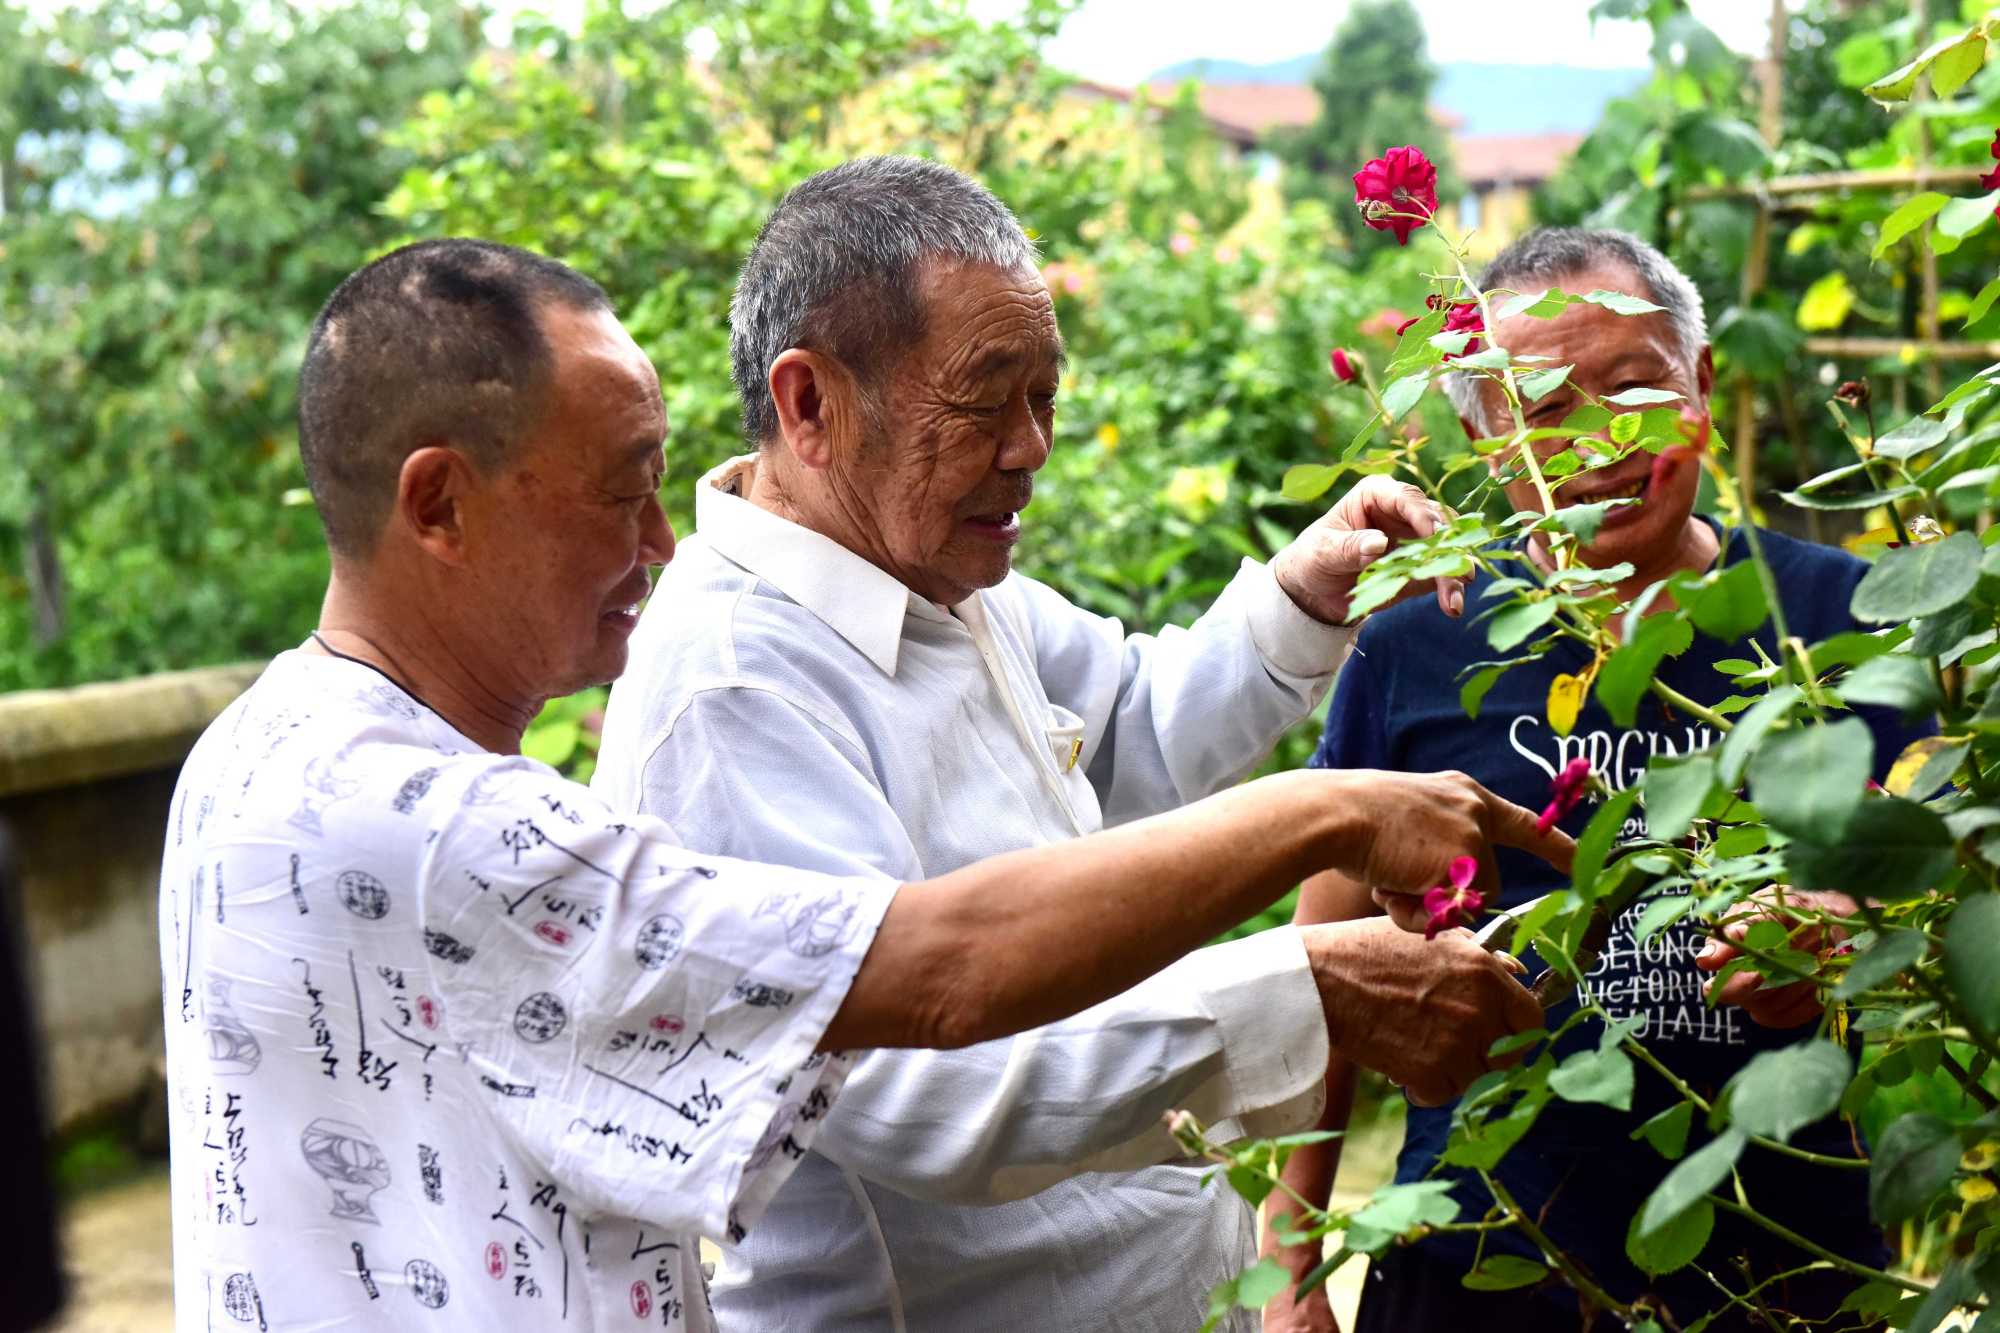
1262 227 1929 1333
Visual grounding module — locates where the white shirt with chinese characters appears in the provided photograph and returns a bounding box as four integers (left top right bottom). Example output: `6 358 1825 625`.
592 456 1352 1333
158 648 893 1331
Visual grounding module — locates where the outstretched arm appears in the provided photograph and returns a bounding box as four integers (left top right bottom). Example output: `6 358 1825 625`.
827 767 1569 1052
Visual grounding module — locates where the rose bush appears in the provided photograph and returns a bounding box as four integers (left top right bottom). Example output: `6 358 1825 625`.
1187 16 2000 1329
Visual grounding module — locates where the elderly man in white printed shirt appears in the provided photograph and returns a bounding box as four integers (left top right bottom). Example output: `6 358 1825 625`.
594 157 1539 1332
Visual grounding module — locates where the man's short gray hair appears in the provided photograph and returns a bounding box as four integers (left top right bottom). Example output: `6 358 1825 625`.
1445 226 1707 427
730 156 1040 445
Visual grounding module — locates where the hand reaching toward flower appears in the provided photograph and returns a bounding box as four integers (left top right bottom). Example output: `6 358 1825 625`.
1273 475 1466 623
1695 889 1856 1029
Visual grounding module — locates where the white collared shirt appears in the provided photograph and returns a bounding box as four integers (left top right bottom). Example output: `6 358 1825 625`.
592 457 1351 1333
159 648 892 1331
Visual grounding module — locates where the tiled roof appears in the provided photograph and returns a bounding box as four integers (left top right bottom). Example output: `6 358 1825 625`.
1454 132 1586 187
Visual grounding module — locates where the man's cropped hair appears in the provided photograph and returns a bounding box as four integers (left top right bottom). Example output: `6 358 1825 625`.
729 156 1038 446
1446 226 1706 424
297 237 610 556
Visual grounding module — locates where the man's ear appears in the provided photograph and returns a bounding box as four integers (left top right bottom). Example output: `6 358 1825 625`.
1695 344 1716 404
395 445 474 567
769 349 861 472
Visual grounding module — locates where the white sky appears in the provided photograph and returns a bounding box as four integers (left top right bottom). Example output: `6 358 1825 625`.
998 0 1779 84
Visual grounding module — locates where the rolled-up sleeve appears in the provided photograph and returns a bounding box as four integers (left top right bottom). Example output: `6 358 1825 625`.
1003 560 1353 826
415 755 895 1241
627 689 1329 1206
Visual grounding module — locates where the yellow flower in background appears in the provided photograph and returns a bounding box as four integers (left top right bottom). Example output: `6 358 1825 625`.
1163 465 1229 520
1958 1176 1997 1204
1096 422 1121 453
1963 1140 2000 1173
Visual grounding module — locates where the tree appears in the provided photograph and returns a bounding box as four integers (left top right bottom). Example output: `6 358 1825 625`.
1276 0 1460 252
0 0 479 689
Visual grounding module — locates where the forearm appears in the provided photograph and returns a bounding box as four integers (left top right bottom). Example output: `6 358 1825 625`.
1263 1054 1359 1271
823 769 1356 1051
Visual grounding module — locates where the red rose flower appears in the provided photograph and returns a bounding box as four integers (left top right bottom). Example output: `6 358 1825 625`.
1422 856 1484 940
1538 757 1592 835
1440 301 1485 360
1330 348 1360 383
1353 146 1439 245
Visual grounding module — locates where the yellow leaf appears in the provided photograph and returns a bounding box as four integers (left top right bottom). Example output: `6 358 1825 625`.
1842 525 1902 557
1547 672 1586 737
1797 271 1855 332
1885 734 1966 797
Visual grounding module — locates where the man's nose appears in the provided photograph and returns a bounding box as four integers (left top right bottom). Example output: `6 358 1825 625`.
995 399 1052 473
640 497 676 569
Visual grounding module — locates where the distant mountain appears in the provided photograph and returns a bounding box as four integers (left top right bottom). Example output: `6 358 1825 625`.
1144 58 1648 138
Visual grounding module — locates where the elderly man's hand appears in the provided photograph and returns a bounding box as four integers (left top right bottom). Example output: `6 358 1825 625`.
1300 918 1541 1107
1694 889 1856 1029
1272 475 1465 625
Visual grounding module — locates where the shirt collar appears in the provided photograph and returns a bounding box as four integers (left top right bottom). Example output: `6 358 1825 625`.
695 454 956 675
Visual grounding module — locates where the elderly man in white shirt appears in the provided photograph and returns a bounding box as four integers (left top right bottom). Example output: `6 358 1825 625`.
165 237 1561 1332
594 157 1542 1331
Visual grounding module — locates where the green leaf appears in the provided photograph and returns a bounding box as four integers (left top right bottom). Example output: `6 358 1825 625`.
1631 1101 1694 1160
1717 686 1801 788
1946 892 2000 1037
1903 1262 1979 1333
1872 414 1951 460
1838 654 1942 716
1549 1043 1635 1110
1746 717 1873 844
1486 599 1560 653
1543 500 1620 544
1605 386 1683 406
1381 371 1430 421
1573 786 1643 900
1851 533 1982 621
1686 562 1769 641
1577 289 1666 316
1833 929 1928 999
1461 1255 1549 1291
1784 798 1956 901
1232 1258 1291 1309
1632 892 1696 946
1638 1128 1745 1237
1725 1041 1851 1142
1347 1179 1459 1248
1597 616 1694 727
1517 364 1573 402
1459 662 1511 719
1281 463 1345 502
1939 191 1999 241
1927 30 1988 96
1626 1198 1713 1276
1873 192 1950 257
1610 411 1642 445
1495 288 1571 320
1644 751 1716 842
1966 276 2000 328
1869 1112 1960 1225
520 719 580 768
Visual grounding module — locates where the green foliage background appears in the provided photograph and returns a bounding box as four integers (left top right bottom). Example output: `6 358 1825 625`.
0 0 1456 706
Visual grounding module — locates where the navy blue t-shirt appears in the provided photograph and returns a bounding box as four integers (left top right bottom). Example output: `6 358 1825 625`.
1312 522 1923 1309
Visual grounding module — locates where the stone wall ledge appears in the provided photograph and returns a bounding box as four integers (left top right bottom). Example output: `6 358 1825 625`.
0 663 267 799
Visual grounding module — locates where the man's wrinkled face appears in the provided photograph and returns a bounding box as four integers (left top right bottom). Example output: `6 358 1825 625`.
1473 262 1712 573
837 259 1062 606
466 303 675 697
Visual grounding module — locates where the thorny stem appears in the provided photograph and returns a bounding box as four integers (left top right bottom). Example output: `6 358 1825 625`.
1476 1170 1634 1321
1705 1197 1934 1299
1647 677 1736 732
